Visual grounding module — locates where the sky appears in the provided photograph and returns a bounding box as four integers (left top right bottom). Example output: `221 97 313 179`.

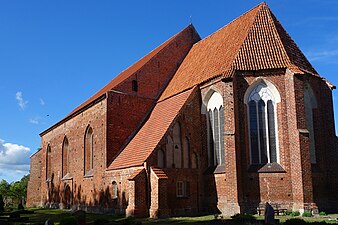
0 0 337 183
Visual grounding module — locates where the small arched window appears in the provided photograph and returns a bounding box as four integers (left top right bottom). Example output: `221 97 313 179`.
84 126 94 175
46 145 52 179
173 122 182 168
62 137 69 177
158 149 165 168
207 91 225 166
112 181 118 199
245 80 280 164
304 83 317 164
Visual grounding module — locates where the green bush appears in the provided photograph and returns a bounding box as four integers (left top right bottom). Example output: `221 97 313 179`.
290 211 300 217
284 210 292 216
283 218 307 225
302 211 312 217
59 216 79 225
319 211 326 216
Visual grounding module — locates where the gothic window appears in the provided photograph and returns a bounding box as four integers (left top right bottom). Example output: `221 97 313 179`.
112 181 118 199
62 137 69 177
84 126 94 175
183 137 190 168
166 136 173 168
173 122 182 168
207 91 225 166
245 81 280 164
304 83 317 164
46 145 52 180
158 149 165 168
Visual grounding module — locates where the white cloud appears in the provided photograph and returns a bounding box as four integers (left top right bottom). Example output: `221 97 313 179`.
0 139 30 182
40 98 45 106
29 117 41 124
15 91 28 110
306 49 338 64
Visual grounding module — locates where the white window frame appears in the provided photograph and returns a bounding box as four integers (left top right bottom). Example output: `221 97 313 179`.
244 80 281 165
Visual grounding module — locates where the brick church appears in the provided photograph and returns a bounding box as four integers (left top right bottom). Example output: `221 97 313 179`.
27 3 338 217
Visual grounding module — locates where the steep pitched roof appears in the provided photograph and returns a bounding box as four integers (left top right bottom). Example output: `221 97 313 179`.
40 24 199 136
233 3 317 74
68 24 199 117
160 3 318 100
107 87 196 170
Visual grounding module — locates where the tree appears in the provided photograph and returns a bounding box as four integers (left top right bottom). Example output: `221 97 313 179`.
0 179 10 197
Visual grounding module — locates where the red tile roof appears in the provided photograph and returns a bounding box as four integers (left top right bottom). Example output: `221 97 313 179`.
160 3 319 100
128 168 145 180
151 167 168 179
68 24 197 118
107 87 196 170
234 3 317 75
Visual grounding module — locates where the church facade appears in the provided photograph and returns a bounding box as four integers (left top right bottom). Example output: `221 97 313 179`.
27 3 338 217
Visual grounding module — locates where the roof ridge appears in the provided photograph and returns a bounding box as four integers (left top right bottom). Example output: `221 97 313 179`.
228 3 266 74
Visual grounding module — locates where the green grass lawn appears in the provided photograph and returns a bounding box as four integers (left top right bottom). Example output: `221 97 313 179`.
1 209 338 225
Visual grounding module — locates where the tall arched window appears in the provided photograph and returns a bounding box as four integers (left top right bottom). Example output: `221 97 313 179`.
46 145 52 180
62 137 69 177
84 126 94 175
304 83 317 164
158 149 165 168
166 136 173 168
112 181 118 199
207 91 225 166
245 81 280 164
173 122 182 168
183 137 190 168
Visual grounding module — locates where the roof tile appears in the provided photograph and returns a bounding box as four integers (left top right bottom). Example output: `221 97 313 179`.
108 88 196 170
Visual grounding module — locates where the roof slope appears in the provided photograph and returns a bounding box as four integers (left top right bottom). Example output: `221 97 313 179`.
160 3 318 100
233 3 317 74
68 24 199 117
108 87 196 170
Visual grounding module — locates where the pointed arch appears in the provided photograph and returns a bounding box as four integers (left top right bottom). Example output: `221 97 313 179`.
46 144 52 180
173 122 182 168
84 126 94 175
62 136 69 177
205 90 225 167
166 136 173 168
304 82 317 163
183 137 190 168
245 79 280 164
158 149 165 168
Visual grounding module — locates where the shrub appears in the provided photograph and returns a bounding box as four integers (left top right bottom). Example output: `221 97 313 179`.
59 216 79 225
284 210 292 216
319 211 326 216
302 211 312 217
283 218 307 225
290 211 300 217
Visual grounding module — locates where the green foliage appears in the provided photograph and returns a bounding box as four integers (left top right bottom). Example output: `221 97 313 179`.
283 218 307 225
319 211 326 216
0 194 4 212
290 211 300 217
59 216 79 225
302 211 312 217
0 174 29 209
